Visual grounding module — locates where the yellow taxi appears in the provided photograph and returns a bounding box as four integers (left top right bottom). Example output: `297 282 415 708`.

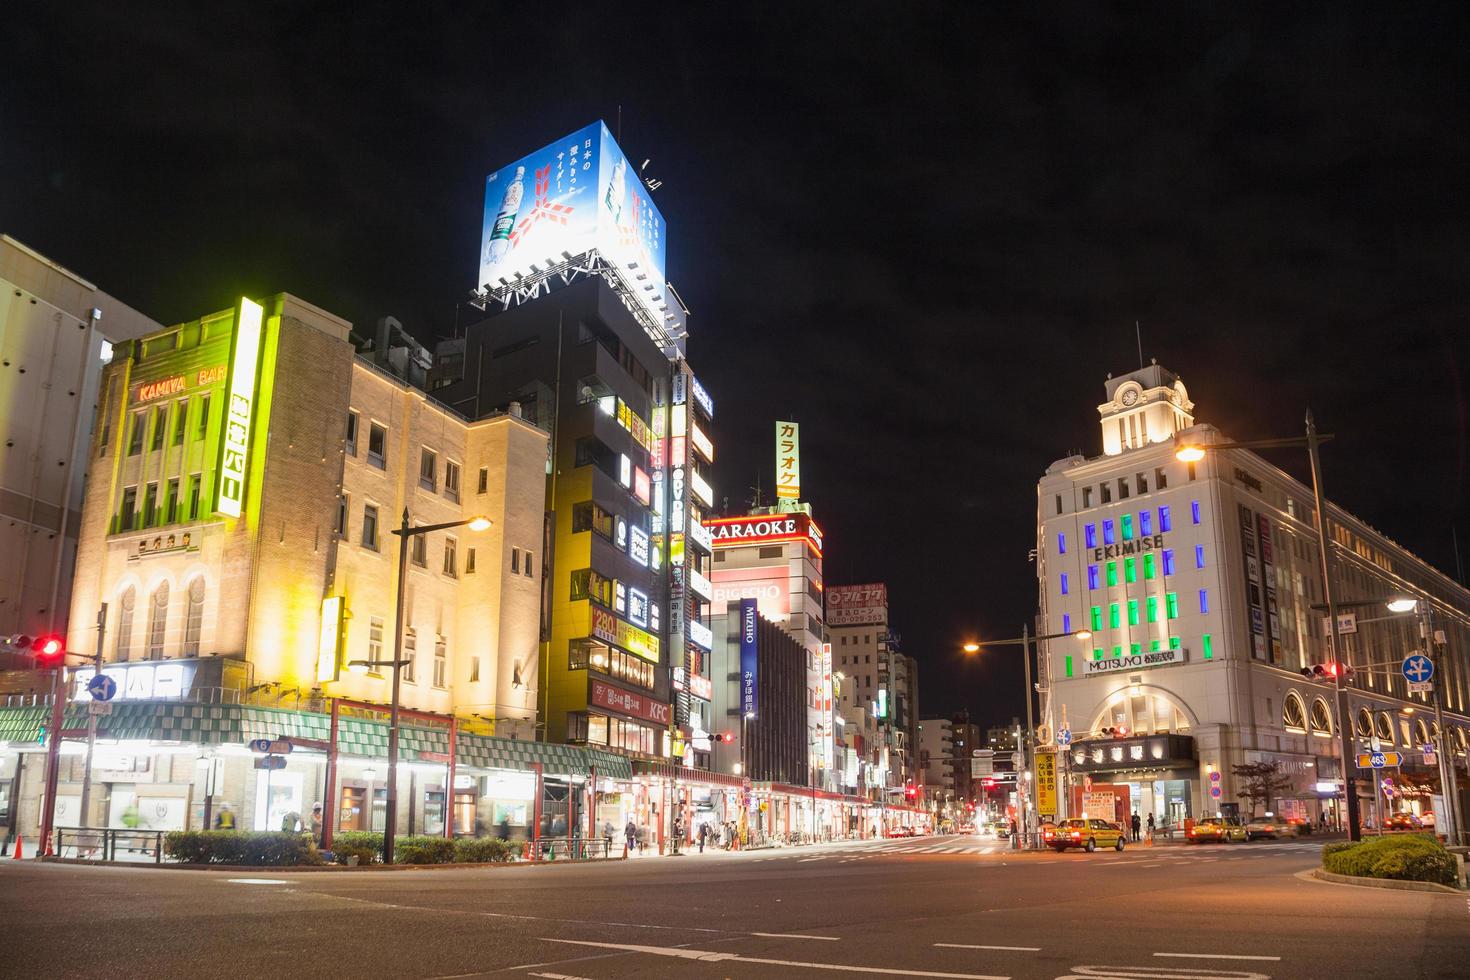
1186 817 1247 844
1044 817 1126 852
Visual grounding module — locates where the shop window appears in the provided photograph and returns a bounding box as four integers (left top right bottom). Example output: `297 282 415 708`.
1283 693 1307 732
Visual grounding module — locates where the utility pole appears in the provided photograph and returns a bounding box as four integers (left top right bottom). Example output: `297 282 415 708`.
78 604 107 829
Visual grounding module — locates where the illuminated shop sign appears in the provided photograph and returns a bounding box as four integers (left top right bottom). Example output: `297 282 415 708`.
670 466 686 534
775 420 800 499
687 519 712 553
827 583 888 627
591 679 671 726
1084 646 1185 676
688 618 713 651
689 469 714 508
628 587 649 627
591 605 660 662
634 468 651 506
689 375 714 418
706 514 824 556
214 297 265 519
133 366 225 404
1091 534 1166 562
689 421 714 462
819 642 834 770
688 672 713 701
688 568 713 603
616 399 653 452
629 526 650 567
74 661 198 702
740 598 758 717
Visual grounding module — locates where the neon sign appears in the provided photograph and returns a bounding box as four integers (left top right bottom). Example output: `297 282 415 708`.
214 297 264 518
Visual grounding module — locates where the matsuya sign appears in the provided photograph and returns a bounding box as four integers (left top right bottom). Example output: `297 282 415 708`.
1092 534 1166 562
1084 646 1185 676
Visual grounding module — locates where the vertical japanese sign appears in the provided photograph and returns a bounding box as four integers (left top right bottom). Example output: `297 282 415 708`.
740 598 759 718
215 297 264 518
819 642 834 771
1034 751 1058 818
1238 505 1266 660
775 420 800 499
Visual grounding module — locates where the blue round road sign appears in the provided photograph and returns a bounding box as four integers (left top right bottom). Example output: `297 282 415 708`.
86 673 117 702
1401 655 1434 685
1058 728 1072 747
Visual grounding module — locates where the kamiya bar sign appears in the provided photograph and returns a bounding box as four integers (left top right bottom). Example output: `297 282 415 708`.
214 297 265 519
133 366 226 403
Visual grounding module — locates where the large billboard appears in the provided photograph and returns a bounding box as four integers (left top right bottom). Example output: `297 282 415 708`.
477 121 673 335
776 421 800 499
710 566 792 619
826 583 888 627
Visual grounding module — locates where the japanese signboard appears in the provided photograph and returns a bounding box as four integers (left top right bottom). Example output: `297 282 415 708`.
1083 791 1115 821
710 567 791 618
590 606 660 663
775 420 800 499
826 583 888 627
1035 751 1058 817
590 679 670 726
214 297 264 519
740 598 759 718
477 121 676 336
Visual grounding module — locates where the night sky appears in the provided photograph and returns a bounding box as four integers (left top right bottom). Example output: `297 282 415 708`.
5 4 1468 724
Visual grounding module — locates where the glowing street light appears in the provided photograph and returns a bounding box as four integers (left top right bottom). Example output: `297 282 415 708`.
1386 597 1419 614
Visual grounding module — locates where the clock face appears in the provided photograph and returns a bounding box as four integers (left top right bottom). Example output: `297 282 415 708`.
1121 387 1139 406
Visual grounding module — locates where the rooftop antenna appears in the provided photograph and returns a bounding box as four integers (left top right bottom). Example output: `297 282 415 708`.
616 104 622 143
1454 526 1466 585
1135 320 1144 370
748 474 765 510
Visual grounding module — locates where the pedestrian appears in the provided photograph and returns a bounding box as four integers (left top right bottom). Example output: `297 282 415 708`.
499 816 512 841
624 819 637 854
309 803 323 843
698 822 708 853
214 803 236 829
281 810 302 833
1130 812 1142 842
1146 812 1155 841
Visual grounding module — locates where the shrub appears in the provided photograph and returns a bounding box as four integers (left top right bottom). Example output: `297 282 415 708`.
1322 833 1456 885
331 831 384 857
333 845 378 866
454 837 517 863
163 831 323 866
394 835 457 865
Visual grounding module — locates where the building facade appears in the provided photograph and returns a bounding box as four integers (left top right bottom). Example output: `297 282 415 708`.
1037 362 1470 829
828 583 919 796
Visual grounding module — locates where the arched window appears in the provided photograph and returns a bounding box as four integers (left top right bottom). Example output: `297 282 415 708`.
1283 692 1307 732
1375 711 1394 744
1309 698 1332 736
1414 718 1431 745
115 587 136 661
1456 729 1469 757
1091 689 1191 737
147 582 169 658
1355 707 1373 738
183 578 205 656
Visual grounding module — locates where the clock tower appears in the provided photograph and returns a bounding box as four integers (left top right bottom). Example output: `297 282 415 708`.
1097 360 1194 456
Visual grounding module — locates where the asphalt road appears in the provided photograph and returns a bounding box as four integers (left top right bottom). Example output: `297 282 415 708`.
2 834 1466 979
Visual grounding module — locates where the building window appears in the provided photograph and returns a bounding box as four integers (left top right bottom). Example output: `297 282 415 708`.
477 467 488 494
368 423 387 468
523 552 533 577
443 536 458 577
469 656 480 683
197 394 211 439
1195 545 1205 568
1084 523 1097 548
1057 532 1066 555
1155 466 1168 490
1106 562 1117 587
173 401 186 445
183 577 205 656
1159 505 1172 532
1062 613 1071 634
1121 514 1134 541
127 413 145 455
187 475 201 521
403 629 417 684
1082 486 1092 508
1060 573 1069 595
1198 589 1209 614
1090 606 1103 632
419 448 437 491
1355 707 1374 738
165 479 180 524
466 548 476 574
1309 698 1332 736
368 618 384 675
115 587 135 660
141 482 160 528
1136 472 1149 494
1102 520 1115 545
150 405 166 451
1101 482 1111 504
1166 592 1179 619
1117 477 1130 500
147 581 169 658
1124 557 1136 584
433 636 447 688
411 531 426 567
1162 549 1175 576
444 461 460 502
1143 552 1155 580
345 411 358 456
1191 500 1201 525
362 504 380 550
1202 633 1214 660
1187 462 1197 481
1087 565 1100 590
1139 510 1152 536
1108 603 1120 629
1147 596 1159 623
336 495 349 537
1055 494 1063 515
511 547 520 574
1127 599 1139 626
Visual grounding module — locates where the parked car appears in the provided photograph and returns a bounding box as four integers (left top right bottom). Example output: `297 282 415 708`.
1245 817 1286 840
1284 817 1313 836
1384 813 1423 832
1187 817 1247 844
1045 817 1126 852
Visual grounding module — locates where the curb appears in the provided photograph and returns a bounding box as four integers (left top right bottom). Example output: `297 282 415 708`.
36 855 624 873
1303 867 1464 895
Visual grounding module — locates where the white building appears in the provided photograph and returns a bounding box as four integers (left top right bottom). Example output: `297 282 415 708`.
1036 362 1470 829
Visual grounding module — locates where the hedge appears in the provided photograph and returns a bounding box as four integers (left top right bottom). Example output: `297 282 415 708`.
163 831 323 866
1321 833 1457 885
395 835 457 865
330 831 383 864
453 837 516 863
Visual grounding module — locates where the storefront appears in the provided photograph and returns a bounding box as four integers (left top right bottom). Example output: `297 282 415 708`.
1065 733 1198 829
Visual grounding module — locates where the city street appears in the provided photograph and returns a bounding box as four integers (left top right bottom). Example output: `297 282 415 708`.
3 835 1466 979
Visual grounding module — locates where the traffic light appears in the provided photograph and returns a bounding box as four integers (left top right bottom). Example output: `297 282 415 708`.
33 635 65 668
1099 725 1130 738
1301 662 1353 682
712 732 737 743
982 778 996 789
905 782 917 800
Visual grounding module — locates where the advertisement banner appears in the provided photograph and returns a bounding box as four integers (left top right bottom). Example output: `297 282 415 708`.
477 121 674 336
214 297 265 519
590 606 660 663
775 421 800 499
590 679 670 726
1083 791 1115 821
826 583 888 626
706 514 824 555
1035 752 1058 818
710 566 791 618
740 598 759 718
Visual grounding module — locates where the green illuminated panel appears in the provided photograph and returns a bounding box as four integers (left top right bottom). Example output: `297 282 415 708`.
214 297 264 518
1203 633 1214 660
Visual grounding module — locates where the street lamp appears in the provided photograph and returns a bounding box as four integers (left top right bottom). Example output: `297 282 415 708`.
351 509 492 864
1173 412 1366 839
961 628 1091 848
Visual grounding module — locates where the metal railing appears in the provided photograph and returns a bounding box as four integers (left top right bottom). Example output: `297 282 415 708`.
536 837 613 860
53 827 166 864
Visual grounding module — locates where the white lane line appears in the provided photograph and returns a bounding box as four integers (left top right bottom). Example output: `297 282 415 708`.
798 857 824 863
529 973 596 980
934 943 1040 952
225 878 289 884
540 938 1010 978
1155 952 1282 961
753 932 841 941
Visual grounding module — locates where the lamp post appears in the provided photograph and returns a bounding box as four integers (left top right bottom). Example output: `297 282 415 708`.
351 509 491 865
1175 411 1364 839
963 628 1091 849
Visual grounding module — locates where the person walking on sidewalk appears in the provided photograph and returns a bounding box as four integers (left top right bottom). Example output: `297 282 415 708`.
698 822 708 853
1130 812 1142 842
624 819 636 855
1146 812 1155 842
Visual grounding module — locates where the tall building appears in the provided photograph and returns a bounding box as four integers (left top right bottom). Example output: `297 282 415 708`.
1037 362 1470 828
0 236 159 664
827 583 920 796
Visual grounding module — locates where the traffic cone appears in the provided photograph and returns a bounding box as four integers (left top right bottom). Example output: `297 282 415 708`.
10 835 22 859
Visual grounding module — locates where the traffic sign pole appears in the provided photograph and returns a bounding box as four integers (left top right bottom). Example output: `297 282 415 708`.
79 604 107 833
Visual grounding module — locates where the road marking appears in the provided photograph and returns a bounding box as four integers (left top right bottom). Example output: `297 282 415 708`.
753 932 841 941
1061 967 1271 979
529 973 595 980
1155 952 1281 961
934 943 1040 952
224 878 288 884
799 857 824 863
540 938 1009 978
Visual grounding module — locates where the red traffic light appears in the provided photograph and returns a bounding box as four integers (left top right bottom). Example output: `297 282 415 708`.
34 635 64 666
713 732 736 743
982 778 996 789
